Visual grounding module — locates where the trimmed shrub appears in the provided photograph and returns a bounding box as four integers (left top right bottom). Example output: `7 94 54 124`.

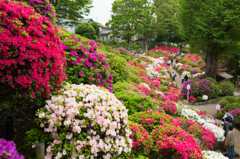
218 100 229 108
219 82 234 96
59 29 113 91
129 111 174 133
26 83 132 158
0 0 66 97
113 83 157 115
222 96 236 103
18 0 56 23
176 118 215 150
150 124 203 159
128 121 153 157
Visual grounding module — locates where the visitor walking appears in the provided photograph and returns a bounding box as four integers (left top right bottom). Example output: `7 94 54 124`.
223 118 230 137
166 60 170 67
171 59 173 66
225 124 235 159
223 110 234 124
172 72 177 81
184 74 188 82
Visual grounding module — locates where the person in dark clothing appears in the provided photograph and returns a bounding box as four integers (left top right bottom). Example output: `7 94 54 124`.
171 59 173 66
184 74 188 82
223 118 230 137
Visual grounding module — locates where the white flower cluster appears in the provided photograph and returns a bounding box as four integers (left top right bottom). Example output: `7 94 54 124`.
176 104 225 142
146 64 161 78
182 71 191 78
192 72 205 78
202 95 208 100
202 150 228 159
175 63 183 68
147 56 165 65
140 83 151 90
202 123 225 142
39 83 132 159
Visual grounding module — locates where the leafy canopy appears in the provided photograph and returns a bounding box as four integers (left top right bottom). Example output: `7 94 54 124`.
49 0 92 26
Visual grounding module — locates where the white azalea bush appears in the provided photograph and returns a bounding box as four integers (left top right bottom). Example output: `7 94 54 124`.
175 63 183 68
202 150 228 159
202 95 208 100
146 64 160 78
32 83 132 159
176 104 225 142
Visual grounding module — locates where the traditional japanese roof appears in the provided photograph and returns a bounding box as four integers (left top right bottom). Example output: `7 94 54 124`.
218 72 233 79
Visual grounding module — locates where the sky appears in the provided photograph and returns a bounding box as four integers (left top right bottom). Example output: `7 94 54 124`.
84 0 115 26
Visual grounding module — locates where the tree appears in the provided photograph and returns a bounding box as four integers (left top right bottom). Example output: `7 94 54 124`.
90 21 100 38
135 0 154 51
49 0 92 26
179 0 240 79
75 22 96 39
107 0 153 50
152 0 180 42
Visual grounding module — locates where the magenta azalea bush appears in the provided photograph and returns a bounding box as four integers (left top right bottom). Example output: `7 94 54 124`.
58 29 113 91
32 83 132 158
18 0 56 23
151 124 203 159
0 0 66 97
128 121 153 157
0 138 24 159
176 118 215 150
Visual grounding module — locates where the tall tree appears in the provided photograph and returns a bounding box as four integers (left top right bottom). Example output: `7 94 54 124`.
153 0 180 42
107 0 153 50
179 0 240 79
75 22 96 39
136 0 154 51
49 0 92 26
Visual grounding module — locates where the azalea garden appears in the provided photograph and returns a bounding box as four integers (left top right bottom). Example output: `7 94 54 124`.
1 0 240 159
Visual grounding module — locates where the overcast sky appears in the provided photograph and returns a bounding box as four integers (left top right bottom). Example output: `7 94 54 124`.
84 0 115 26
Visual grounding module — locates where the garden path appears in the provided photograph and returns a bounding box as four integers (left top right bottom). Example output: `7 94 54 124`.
169 59 183 90
192 103 240 159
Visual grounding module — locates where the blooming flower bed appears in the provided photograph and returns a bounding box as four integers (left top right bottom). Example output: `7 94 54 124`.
32 83 132 158
0 138 24 159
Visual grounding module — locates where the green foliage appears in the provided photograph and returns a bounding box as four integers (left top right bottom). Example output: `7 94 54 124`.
222 96 236 103
196 96 202 102
179 0 240 78
129 111 173 132
153 0 180 42
127 67 142 84
107 0 153 50
90 21 100 37
107 53 129 84
218 100 229 108
75 22 96 39
219 81 235 96
113 82 157 115
49 0 92 26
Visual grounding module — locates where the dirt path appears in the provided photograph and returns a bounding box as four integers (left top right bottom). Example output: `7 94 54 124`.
169 59 182 90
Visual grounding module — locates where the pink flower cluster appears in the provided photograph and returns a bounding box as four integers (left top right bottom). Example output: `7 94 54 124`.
151 124 203 159
37 83 132 158
150 46 179 54
59 29 113 91
0 0 66 97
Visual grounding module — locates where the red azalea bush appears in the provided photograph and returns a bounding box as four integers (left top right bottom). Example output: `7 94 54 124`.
159 95 177 115
18 0 56 23
0 0 66 97
150 124 203 159
128 111 174 132
176 118 215 150
59 29 113 91
163 91 179 102
128 121 153 157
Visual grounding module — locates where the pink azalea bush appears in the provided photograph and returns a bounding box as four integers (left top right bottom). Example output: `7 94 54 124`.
176 118 215 150
0 0 66 97
59 29 113 91
0 138 24 159
128 121 153 157
34 83 132 158
151 124 203 159
18 0 56 23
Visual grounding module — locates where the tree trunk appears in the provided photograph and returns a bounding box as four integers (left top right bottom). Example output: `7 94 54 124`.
143 35 148 52
127 38 130 51
205 50 217 79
